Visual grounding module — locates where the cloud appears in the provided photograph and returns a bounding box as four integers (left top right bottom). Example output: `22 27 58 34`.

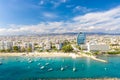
0 6 120 35
73 6 92 13
50 0 67 8
42 12 58 19
39 0 44 5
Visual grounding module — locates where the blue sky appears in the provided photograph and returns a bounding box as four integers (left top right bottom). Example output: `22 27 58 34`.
0 0 120 35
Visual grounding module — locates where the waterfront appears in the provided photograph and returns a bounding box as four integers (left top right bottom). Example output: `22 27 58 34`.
0 56 120 80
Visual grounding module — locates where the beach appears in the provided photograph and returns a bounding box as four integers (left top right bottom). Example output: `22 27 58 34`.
0 52 107 63
0 52 80 57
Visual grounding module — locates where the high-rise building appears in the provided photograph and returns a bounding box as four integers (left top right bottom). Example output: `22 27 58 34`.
77 32 86 45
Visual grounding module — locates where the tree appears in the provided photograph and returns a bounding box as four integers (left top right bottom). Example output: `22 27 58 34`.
21 47 26 52
6 49 11 52
27 48 32 52
13 46 19 52
62 44 73 52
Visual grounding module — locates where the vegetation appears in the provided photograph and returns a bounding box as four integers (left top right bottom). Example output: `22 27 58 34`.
21 47 26 52
76 45 81 50
27 48 32 52
13 46 19 52
62 44 73 52
107 51 120 54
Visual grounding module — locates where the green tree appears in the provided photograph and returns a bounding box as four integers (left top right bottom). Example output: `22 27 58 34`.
0 49 6 53
27 48 32 52
21 47 26 52
6 49 11 52
62 44 73 52
13 46 19 52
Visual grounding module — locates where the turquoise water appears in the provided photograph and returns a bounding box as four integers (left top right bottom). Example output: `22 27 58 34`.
0 56 120 80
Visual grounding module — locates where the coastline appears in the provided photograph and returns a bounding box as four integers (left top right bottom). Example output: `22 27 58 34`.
0 52 81 57
0 52 107 63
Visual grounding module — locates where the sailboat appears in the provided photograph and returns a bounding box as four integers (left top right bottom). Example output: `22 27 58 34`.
72 57 77 72
60 59 65 71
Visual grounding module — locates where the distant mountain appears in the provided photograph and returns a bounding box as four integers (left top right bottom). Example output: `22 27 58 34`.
0 32 119 37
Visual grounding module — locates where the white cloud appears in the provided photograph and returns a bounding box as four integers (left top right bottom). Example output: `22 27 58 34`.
73 6 92 13
50 0 67 8
39 0 44 5
42 12 58 19
0 6 120 35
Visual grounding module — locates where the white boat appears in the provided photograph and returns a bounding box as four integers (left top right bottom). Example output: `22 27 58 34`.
0 62 2 65
28 60 32 63
104 68 107 71
73 67 76 72
37 63 41 65
61 67 64 71
45 63 49 66
40 66 45 69
48 68 53 71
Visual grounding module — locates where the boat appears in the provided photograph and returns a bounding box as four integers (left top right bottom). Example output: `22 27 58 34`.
40 66 45 69
0 62 2 65
48 68 53 71
37 63 41 65
104 68 107 71
73 67 76 72
28 60 32 63
45 63 49 66
61 67 64 71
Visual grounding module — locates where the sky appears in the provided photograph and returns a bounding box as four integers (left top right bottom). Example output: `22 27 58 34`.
0 0 120 35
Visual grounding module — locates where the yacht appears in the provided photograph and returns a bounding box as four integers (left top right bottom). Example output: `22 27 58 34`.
45 63 49 66
37 63 41 65
48 68 53 71
61 67 64 71
73 67 76 72
40 66 45 69
0 62 2 65
28 60 32 63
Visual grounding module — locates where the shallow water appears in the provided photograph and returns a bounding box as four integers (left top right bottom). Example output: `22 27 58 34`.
0 56 120 80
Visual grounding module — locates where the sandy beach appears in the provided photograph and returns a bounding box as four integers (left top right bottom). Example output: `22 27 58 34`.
0 52 80 57
0 52 107 63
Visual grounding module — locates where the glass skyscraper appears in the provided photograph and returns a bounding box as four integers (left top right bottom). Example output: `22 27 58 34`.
77 32 86 45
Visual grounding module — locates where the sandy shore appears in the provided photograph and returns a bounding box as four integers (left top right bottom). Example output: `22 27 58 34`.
0 52 81 57
0 52 107 63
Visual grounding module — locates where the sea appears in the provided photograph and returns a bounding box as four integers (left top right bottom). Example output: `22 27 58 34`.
0 55 120 80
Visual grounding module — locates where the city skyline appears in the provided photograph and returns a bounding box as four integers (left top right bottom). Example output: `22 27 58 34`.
0 0 120 35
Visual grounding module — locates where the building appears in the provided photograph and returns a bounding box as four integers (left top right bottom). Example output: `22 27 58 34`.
24 42 34 52
87 41 109 52
44 41 52 50
55 43 63 50
77 32 86 45
0 41 13 50
0 41 5 50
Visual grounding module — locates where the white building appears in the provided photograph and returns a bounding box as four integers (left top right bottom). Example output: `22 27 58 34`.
24 42 34 51
55 43 63 50
0 41 4 50
44 41 52 50
87 41 109 52
0 41 13 50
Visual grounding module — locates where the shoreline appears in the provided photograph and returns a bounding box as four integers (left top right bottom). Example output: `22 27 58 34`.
0 52 107 63
0 52 81 57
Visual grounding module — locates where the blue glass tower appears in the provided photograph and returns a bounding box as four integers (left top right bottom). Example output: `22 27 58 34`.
77 32 86 45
